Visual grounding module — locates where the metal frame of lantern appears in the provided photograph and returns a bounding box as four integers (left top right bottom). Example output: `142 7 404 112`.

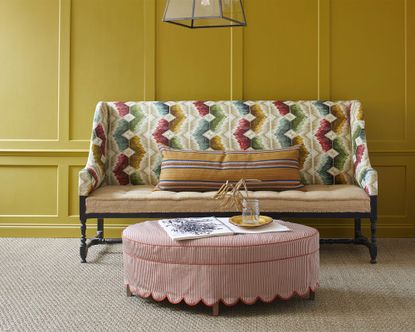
163 0 247 29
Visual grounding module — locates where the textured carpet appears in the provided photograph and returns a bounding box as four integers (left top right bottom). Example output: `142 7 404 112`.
0 238 414 332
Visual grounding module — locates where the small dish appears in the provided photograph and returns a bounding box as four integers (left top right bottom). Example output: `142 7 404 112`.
229 215 273 228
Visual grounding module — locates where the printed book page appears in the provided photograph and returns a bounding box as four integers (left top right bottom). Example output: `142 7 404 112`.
159 217 291 241
158 217 234 241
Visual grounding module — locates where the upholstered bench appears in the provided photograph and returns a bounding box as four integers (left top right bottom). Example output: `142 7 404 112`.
79 100 378 264
122 220 319 316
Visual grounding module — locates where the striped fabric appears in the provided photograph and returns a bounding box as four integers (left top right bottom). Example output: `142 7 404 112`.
122 220 320 307
157 145 304 191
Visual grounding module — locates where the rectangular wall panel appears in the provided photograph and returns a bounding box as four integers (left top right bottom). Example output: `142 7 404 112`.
155 0 231 100
330 0 406 142
407 0 415 148
375 165 407 216
0 165 57 215
68 165 82 216
69 0 146 140
0 0 58 139
243 0 319 100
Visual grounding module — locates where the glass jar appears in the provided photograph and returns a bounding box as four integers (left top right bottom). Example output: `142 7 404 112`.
242 199 260 224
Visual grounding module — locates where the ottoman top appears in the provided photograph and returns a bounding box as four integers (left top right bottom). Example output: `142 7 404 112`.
122 221 319 265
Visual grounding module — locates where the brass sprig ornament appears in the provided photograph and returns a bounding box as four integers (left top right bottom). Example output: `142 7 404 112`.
213 179 259 211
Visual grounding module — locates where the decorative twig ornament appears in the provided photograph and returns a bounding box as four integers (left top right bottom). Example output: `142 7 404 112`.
214 179 260 211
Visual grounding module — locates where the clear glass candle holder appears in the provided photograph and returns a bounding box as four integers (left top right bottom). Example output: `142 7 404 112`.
242 199 260 224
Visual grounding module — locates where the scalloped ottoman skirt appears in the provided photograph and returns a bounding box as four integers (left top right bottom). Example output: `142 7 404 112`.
122 221 319 314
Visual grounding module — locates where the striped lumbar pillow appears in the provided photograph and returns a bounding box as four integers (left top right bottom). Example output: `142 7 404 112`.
156 145 304 192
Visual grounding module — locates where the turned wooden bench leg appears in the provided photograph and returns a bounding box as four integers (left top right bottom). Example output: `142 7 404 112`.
97 218 104 239
126 284 132 297
369 216 378 264
354 217 362 239
80 218 87 263
212 302 220 316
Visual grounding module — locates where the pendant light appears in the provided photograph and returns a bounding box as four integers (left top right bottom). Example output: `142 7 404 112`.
163 0 247 29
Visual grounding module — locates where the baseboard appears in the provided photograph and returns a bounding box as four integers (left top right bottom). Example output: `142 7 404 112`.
0 222 413 238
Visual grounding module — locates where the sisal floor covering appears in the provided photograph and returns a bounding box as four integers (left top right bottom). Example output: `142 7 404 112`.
0 238 414 332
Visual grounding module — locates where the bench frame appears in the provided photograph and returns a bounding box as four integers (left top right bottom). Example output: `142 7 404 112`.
79 195 378 264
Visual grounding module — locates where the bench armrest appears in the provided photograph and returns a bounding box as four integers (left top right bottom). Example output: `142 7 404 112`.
350 101 378 196
78 102 109 196
356 165 378 197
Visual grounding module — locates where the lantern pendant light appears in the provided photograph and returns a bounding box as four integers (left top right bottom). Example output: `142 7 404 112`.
163 0 247 29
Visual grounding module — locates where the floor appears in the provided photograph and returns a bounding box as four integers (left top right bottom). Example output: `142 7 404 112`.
0 238 414 332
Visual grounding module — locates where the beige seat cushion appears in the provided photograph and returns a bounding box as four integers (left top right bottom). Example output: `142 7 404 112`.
86 184 370 214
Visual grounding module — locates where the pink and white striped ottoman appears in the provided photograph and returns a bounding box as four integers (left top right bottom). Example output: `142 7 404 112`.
122 220 319 315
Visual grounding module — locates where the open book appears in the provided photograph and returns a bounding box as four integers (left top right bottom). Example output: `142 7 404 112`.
158 217 291 241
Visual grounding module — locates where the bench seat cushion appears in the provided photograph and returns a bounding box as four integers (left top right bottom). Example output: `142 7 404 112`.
86 184 370 214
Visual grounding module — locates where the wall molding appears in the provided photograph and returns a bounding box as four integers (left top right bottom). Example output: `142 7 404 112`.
371 150 415 155
2 149 415 157
144 0 156 101
58 0 71 143
0 149 88 157
318 0 330 100
0 0 71 145
230 27 243 100
358 0 410 148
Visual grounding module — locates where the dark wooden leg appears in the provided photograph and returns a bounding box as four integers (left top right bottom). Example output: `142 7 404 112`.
354 217 362 239
353 217 368 246
369 217 377 264
97 218 104 239
80 218 88 263
212 302 220 316
309 290 315 301
126 284 132 297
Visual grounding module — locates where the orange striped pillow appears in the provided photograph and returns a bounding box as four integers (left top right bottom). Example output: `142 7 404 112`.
156 145 304 192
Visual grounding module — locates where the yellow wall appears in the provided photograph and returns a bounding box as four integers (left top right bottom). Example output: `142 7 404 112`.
0 0 414 238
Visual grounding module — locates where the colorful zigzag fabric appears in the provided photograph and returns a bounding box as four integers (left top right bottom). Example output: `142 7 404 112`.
79 100 377 196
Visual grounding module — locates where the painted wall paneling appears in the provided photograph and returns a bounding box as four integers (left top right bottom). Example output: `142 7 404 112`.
0 0 413 238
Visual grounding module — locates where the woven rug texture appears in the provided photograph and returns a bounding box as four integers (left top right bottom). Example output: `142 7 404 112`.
0 238 414 332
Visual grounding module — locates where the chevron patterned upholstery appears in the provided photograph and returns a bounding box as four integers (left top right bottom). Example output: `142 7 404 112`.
79 100 377 197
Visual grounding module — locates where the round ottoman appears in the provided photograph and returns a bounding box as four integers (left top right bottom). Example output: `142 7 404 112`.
122 220 319 315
